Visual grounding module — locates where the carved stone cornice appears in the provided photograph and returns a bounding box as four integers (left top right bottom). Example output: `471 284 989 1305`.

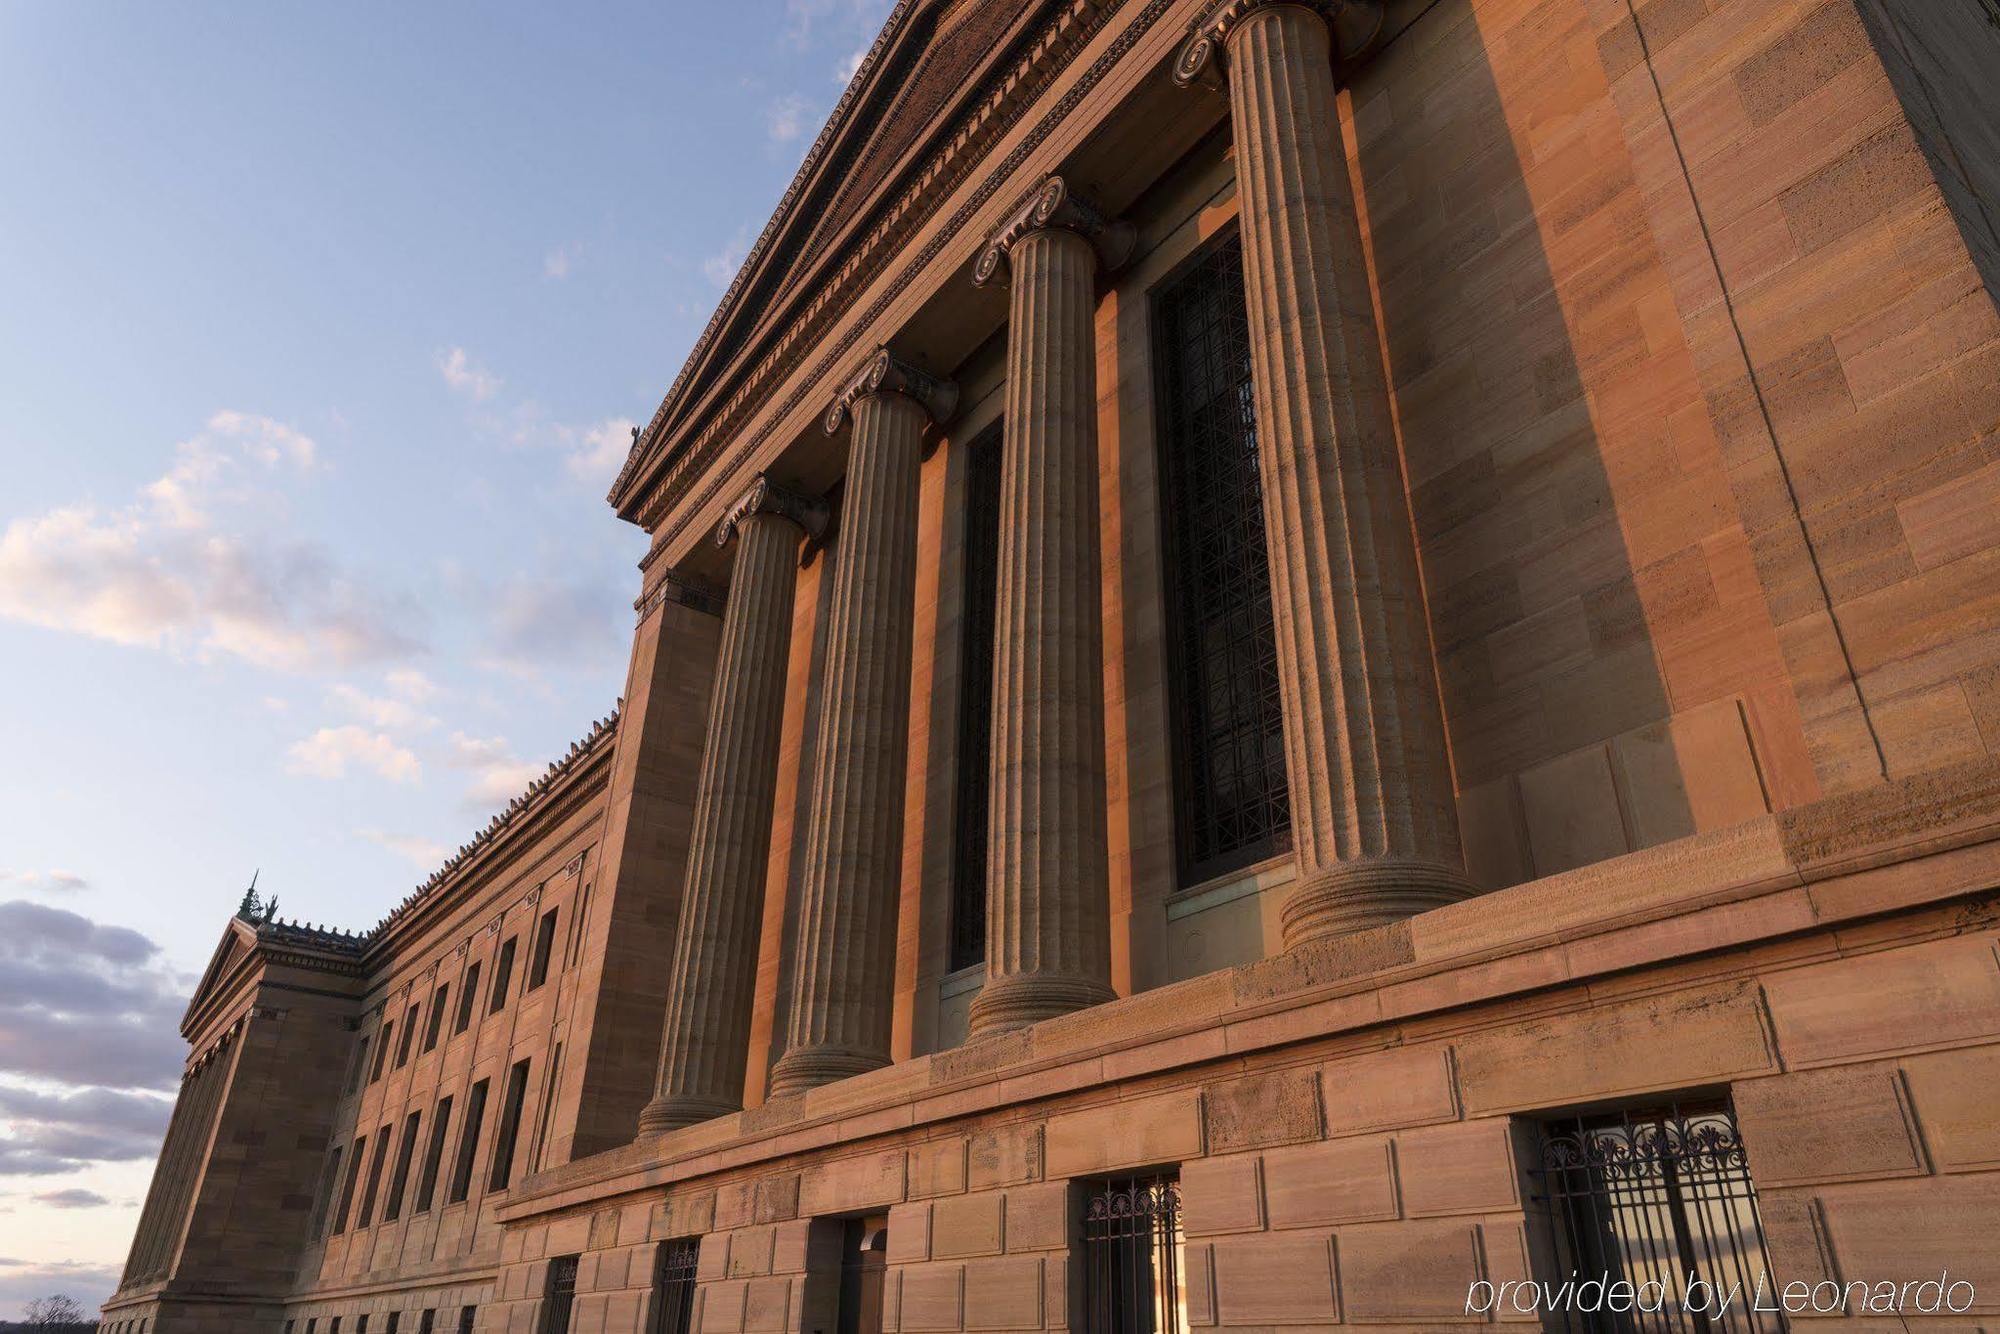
714 473 832 549
822 348 959 434
1172 0 1385 88
973 175 1135 287
635 569 725 622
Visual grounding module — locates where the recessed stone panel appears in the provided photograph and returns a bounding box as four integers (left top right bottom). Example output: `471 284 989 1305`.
1902 1043 2000 1171
1180 1154 1264 1237
1733 1063 1926 1186
1763 939 2000 1068
1203 1066 1321 1152
930 1192 1004 1258
1337 1220 1482 1322
1396 1119 1524 1217
898 1261 965 1332
962 1255 1042 1330
1210 1231 1337 1324
1321 1044 1460 1135
1044 1090 1203 1178
1262 1136 1398 1228
909 1137 969 1198
967 1122 1042 1189
800 1147 906 1216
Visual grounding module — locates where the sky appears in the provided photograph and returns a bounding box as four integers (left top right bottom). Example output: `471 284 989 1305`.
0 0 892 1314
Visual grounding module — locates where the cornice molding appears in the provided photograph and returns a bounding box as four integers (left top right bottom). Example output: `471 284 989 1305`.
613 0 1121 537
973 174 1135 286
1172 0 1384 88
714 474 832 549
822 347 960 434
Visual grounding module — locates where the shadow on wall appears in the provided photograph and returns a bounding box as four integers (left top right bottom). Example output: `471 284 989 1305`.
1355 0 1784 888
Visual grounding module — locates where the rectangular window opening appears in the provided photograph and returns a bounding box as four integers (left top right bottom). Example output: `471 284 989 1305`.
1530 1099 1781 1333
652 1238 700 1334
528 908 558 991
395 1002 419 1068
448 1079 490 1205
424 982 449 1053
370 1023 392 1084
414 1094 453 1214
383 1109 422 1222
455 963 481 1034
489 937 518 1014
1152 232 1290 887
356 1122 391 1227
332 1135 366 1233
488 1057 531 1192
542 1255 578 1334
1080 1170 1186 1334
949 423 1004 974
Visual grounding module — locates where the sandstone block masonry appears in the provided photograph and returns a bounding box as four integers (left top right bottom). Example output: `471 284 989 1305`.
104 0 1999 1330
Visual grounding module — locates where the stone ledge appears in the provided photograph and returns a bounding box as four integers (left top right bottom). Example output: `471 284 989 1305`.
498 756 2000 1222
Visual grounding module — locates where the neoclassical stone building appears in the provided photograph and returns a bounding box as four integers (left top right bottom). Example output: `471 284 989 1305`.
105 0 2000 1330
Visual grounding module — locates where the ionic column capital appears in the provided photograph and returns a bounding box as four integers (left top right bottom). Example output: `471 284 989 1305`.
713 473 830 549
973 175 1135 287
1171 0 1384 89
822 347 958 434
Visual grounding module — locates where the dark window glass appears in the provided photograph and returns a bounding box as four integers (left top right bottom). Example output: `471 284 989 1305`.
1531 1102 1779 1333
383 1110 421 1221
356 1123 391 1227
1154 233 1290 885
424 983 449 1053
457 1308 476 1334
370 1024 392 1083
356 1316 368 1334
527 909 558 991
310 1145 344 1238
395 1003 419 1068
652 1238 700 1334
332 1135 366 1233
1080 1171 1185 1334
489 938 518 1013
455 963 481 1033
949 425 1003 973
415 1095 453 1213
307 1320 317 1334
542 1255 578 1334
419 1312 435 1334
489 1058 531 1191
448 1080 490 1204
387 1316 400 1334
329 1319 340 1334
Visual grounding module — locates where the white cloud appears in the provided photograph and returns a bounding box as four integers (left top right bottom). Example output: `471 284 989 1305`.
702 224 754 288
768 93 811 144
836 43 870 83
543 243 579 280
357 829 449 868
566 418 637 486
437 346 502 401
0 414 420 672
328 679 438 731
286 726 422 783
446 732 541 809
0 872 86 895
385 668 439 703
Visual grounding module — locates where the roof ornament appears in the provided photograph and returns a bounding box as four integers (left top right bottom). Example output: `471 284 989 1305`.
235 870 273 924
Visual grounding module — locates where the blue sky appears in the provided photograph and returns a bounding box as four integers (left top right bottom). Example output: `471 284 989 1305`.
0 0 890 1309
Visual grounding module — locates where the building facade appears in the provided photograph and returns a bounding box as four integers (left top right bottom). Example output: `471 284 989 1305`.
104 0 2000 1330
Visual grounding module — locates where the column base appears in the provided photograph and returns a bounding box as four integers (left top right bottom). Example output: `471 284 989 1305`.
966 971 1117 1039
635 1092 741 1138
765 1044 889 1099
1280 858 1475 951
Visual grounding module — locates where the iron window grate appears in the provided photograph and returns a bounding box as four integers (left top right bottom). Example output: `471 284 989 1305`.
1531 1102 1783 1333
652 1238 700 1334
1081 1172 1186 1334
1153 234 1290 886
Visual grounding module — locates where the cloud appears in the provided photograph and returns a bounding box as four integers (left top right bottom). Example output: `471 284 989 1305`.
286 726 422 783
0 871 87 895
565 418 636 486
29 1188 110 1209
0 902 185 1092
702 225 754 288
329 681 438 732
0 412 422 672
445 731 542 809
357 829 448 868
385 668 438 703
437 347 502 401
768 93 811 144
543 244 580 280
0 1258 124 1319
0 1082 172 1175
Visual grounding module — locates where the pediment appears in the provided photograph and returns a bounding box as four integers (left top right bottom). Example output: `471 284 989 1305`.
611 0 1054 518
182 917 260 1035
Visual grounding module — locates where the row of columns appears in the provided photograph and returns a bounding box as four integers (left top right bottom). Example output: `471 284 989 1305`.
637 0 1469 1133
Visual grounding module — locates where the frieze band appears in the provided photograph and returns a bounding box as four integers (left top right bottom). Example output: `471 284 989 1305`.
1172 0 1385 88
822 347 960 435
635 569 726 622
974 174 1135 287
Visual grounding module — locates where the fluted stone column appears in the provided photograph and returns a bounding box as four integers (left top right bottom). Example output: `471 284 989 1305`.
1176 0 1473 949
637 477 825 1134
768 350 956 1097
963 178 1133 1037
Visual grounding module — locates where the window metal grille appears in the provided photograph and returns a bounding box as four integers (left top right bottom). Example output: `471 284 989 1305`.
1532 1103 1781 1333
950 425 1004 972
1153 234 1289 886
651 1238 700 1334
542 1256 578 1334
1081 1172 1186 1334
